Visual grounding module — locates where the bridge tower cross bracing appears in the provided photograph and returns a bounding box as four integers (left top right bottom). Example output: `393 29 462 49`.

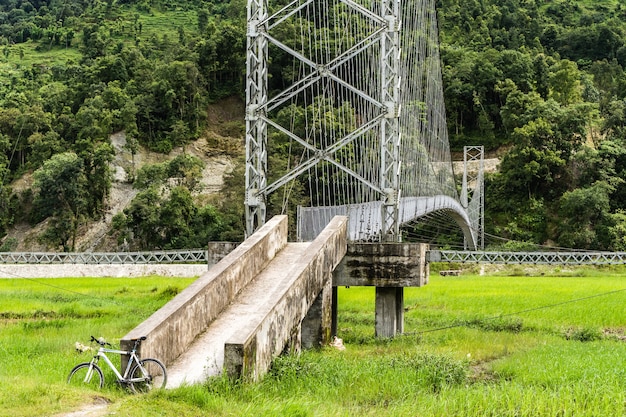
244 0 408 241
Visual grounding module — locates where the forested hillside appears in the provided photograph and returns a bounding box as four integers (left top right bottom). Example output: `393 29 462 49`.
1 0 626 251
437 0 626 250
0 0 248 251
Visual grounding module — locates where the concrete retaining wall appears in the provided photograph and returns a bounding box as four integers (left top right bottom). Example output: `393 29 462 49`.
223 216 347 381
121 216 289 367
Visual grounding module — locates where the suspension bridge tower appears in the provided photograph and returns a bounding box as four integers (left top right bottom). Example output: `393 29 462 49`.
244 0 483 335
244 0 411 240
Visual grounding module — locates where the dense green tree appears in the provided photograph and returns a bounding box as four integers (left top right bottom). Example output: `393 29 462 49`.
159 186 195 247
556 182 613 249
86 142 114 217
119 187 162 249
167 154 205 191
32 152 87 250
134 162 169 190
548 60 583 105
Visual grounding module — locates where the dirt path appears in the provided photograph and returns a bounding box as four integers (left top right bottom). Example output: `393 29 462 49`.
54 397 111 417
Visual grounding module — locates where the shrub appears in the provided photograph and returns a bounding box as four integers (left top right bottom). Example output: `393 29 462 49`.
396 352 469 393
564 326 602 342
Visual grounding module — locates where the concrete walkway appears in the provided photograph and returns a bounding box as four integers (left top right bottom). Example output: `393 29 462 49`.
120 215 347 385
166 243 309 387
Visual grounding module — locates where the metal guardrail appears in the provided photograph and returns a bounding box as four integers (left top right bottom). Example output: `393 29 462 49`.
5 248 626 266
430 250 626 265
0 250 208 264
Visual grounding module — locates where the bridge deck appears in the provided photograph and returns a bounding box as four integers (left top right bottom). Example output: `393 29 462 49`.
166 243 309 387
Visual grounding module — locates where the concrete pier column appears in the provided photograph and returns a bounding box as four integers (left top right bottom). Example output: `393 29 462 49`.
395 287 404 334
302 278 333 348
331 286 338 337
375 286 404 337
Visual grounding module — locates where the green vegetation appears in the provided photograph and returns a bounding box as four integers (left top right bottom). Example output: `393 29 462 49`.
0 275 195 416
0 0 247 250
3 0 626 250
2 270 624 416
437 0 626 250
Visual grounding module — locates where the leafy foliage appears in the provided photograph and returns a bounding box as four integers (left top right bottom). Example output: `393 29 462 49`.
438 0 626 249
0 0 246 248
3 0 626 250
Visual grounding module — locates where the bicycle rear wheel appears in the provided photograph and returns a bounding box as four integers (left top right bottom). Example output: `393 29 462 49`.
129 358 167 392
67 362 104 389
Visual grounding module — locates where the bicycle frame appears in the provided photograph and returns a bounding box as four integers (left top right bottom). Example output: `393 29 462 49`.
91 346 140 382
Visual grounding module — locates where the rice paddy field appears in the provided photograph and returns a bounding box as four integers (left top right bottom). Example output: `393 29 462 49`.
0 266 624 416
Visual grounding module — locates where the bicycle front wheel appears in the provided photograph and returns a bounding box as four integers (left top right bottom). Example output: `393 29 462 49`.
67 362 104 389
129 358 167 392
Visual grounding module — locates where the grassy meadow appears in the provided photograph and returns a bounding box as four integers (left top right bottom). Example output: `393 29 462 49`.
0 276 195 416
0 267 625 416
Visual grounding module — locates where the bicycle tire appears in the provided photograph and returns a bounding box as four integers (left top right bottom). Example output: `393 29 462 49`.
67 362 104 389
129 358 167 392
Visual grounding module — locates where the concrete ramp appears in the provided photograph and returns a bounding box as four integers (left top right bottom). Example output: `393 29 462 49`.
121 215 347 387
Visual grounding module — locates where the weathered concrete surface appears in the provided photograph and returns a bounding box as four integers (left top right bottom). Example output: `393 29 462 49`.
223 216 347 381
375 287 404 337
333 243 429 287
120 216 289 370
206 241 239 264
166 243 310 387
333 243 429 338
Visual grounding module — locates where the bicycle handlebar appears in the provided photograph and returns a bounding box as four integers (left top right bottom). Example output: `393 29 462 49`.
90 335 112 347
87 335 148 350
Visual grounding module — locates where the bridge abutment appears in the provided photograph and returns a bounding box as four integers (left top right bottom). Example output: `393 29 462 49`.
301 278 334 349
223 216 347 381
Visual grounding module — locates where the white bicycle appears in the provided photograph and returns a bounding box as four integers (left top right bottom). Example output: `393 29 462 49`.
67 336 167 393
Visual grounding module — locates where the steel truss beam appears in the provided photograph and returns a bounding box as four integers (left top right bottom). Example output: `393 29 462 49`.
0 250 208 264
431 250 626 265
379 0 401 242
461 146 484 249
245 0 269 236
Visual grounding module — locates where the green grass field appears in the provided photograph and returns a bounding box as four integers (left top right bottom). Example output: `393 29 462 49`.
0 276 195 416
1 268 624 416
